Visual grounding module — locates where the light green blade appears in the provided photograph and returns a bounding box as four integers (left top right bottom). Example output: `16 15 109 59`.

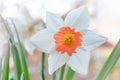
2 43 10 80
12 45 22 80
96 40 120 80
64 67 75 80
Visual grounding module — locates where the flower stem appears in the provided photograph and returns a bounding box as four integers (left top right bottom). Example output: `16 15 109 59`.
40 53 45 80
64 67 75 80
53 72 56 80
59 64 66 80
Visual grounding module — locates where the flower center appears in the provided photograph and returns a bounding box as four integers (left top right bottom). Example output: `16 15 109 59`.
54 26 82 56
28 27 35 35
63 34 73 45
24 27 35 37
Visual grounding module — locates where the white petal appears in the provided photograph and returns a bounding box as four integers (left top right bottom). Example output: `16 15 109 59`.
47 12 64 32
24 39 35 55
80 29 89 35
82 31 107 51
67 48 90 75
30 29 54 53
48 52 69 74
65 6 89 30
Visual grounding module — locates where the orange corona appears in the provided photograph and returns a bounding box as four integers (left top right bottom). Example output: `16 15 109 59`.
54 26 82 56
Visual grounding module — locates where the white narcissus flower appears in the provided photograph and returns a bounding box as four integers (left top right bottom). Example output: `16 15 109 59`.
30 6 107 75
17 20 45 55
11 7 45 55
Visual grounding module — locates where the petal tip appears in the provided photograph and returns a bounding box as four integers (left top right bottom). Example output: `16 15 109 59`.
48 69 53 75
46 11 55 17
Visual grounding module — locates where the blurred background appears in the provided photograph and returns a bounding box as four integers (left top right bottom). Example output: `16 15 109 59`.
0 0 120 80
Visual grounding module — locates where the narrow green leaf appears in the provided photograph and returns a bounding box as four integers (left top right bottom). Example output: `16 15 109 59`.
11 20 30 80
64 67 75 80
0 16 14 44
53 72 56 80
20 72 25 80
2 43 10 80
40 53 45 80
59 64 66 80
0 16 24 80
96 40 120 80
12 45 22 80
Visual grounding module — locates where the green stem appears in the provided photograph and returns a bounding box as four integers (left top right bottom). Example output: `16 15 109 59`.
53 72 56 80
59 64 66 80
40 53 45 80
64 67 75 80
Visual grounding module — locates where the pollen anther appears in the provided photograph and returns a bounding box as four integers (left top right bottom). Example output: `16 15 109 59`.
63 34 73 45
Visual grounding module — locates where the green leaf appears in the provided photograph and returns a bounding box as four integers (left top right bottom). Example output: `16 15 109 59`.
96 40 120 80
59 64 66 80
53 72 56 80
40 53 45 80
12 45 22 80
20 72 25 80
0 16 15 44
2 43 10 80
11 20 30 80
0 15 29 80
64 67 75 80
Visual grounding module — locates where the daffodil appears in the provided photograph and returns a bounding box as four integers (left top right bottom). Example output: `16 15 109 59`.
30 6 107 74
11 7 45 55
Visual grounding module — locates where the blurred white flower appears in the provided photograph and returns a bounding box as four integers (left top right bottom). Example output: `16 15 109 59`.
1 0 45 55
1 0 82 22
30 6 106 74
12 7 45 55
90 0 120 44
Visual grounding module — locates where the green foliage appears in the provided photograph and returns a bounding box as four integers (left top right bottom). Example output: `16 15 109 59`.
2 43 10 80
40 53 45 80
12 45 22 80
64 67 75 80
96 40 120 80
20 72 25 80
59 64 66 80
53 72 56 80
0 16 30 80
